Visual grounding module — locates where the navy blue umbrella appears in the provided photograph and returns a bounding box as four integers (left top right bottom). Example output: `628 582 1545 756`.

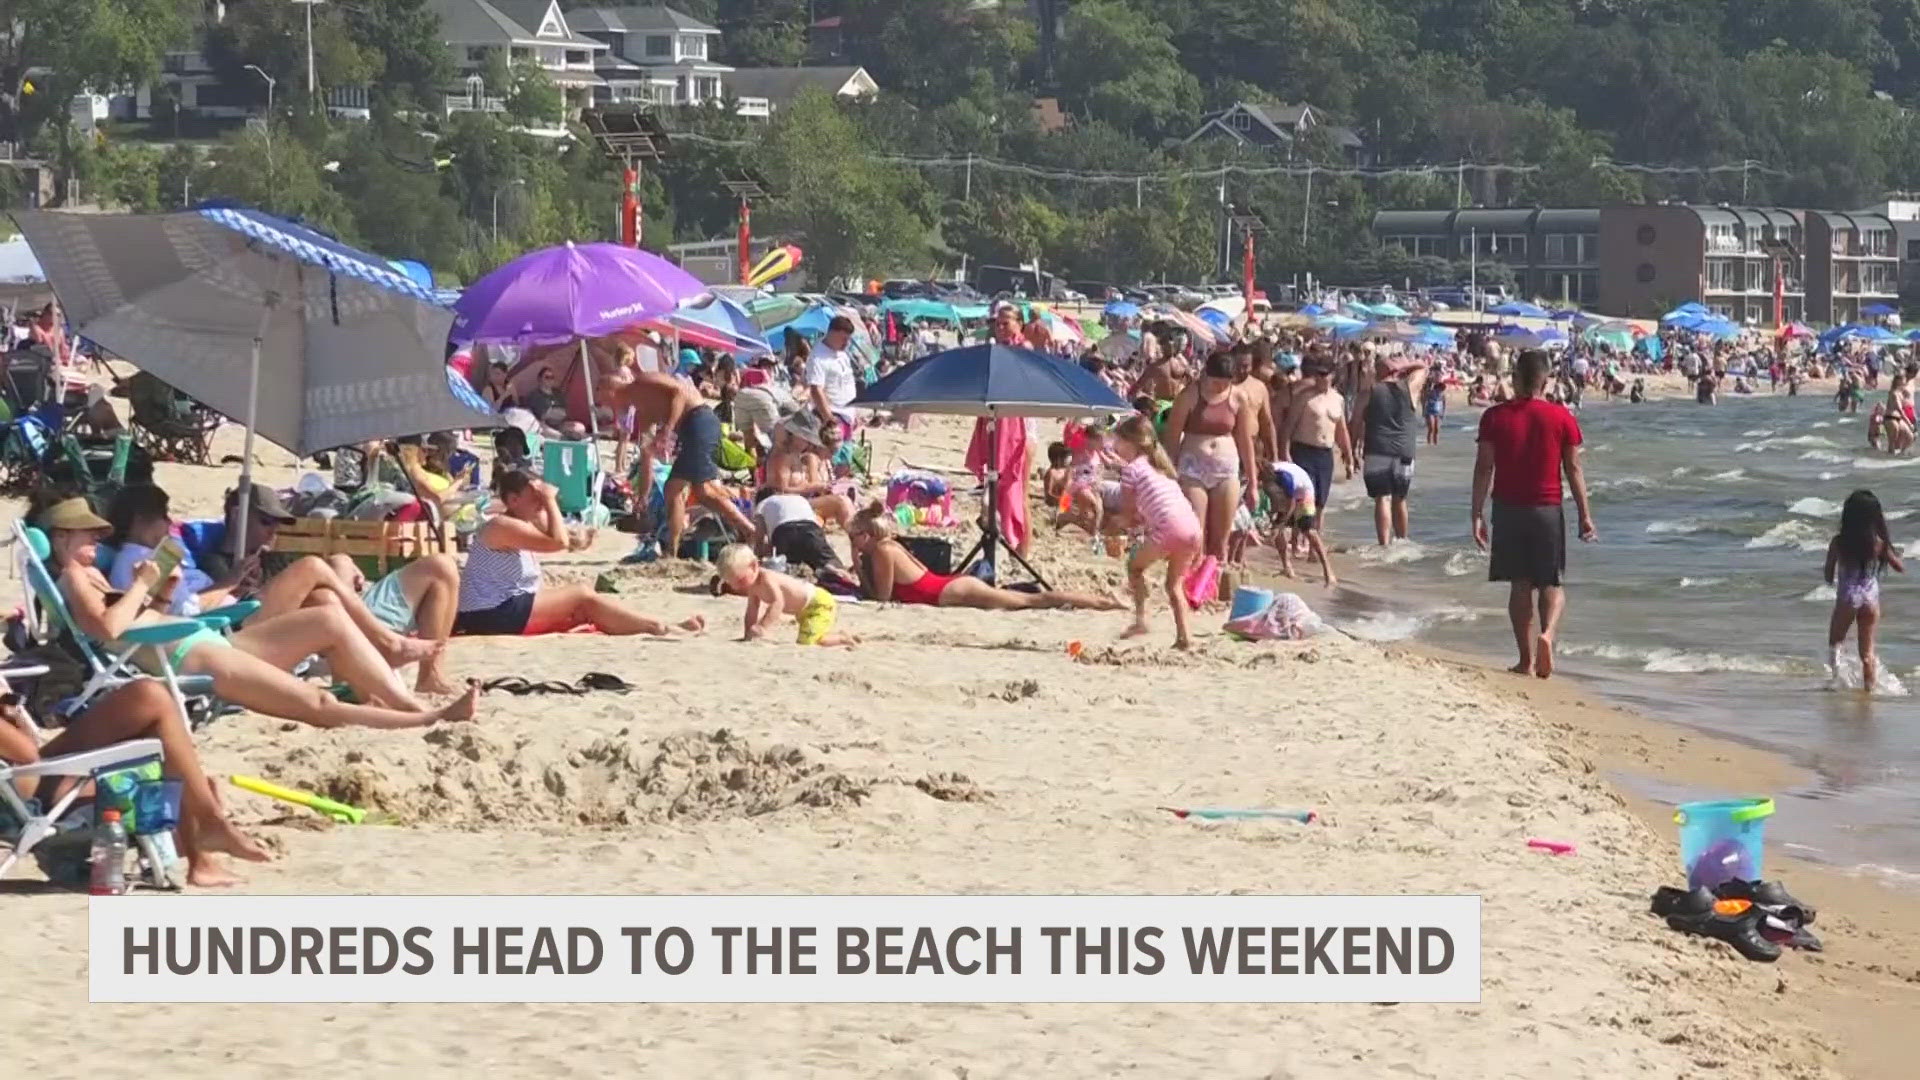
854 344 1126 588
852 342 1129 418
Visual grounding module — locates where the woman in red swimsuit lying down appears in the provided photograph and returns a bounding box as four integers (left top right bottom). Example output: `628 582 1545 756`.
847 504 1123 611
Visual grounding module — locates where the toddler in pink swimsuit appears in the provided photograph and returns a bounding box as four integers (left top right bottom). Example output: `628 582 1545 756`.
1112 413 1202 648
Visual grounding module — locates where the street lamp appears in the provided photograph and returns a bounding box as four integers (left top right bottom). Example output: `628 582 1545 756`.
245 64 276 118
491 178 526 246
245 65 277 208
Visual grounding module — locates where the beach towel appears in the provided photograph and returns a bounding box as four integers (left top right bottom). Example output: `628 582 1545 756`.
965 416 1029 553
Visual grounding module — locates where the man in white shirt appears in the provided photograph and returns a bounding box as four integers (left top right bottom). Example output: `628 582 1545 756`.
806 315 860 436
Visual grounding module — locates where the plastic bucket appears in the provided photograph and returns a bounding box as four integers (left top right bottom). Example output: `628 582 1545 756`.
1674 797 1774 889
1230 586 1273 621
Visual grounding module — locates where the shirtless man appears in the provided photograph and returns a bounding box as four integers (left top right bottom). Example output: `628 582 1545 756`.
599 368 757 558
1279 353 1354 535
1129 331 1185 403
1267 350 1300 453
1237 341 1280 466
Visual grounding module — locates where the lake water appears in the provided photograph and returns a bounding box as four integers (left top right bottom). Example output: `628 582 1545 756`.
1306 390 1920 890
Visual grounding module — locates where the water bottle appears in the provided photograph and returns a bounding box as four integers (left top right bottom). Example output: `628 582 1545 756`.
766 553 789 574
89 809 128 896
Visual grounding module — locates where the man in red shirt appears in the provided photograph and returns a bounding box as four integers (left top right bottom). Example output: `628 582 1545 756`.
1471 349 1597 679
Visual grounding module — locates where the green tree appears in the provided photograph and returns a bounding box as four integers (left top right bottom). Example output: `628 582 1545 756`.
332 121 465 268
840 0 1035 112
713 0 810 66
71 134 167 212
199 122 351 231
0 0 195 145
205 0 376 112
342 0 457 112
1055 1 1201 139
505 59 564 126
757 90 933 285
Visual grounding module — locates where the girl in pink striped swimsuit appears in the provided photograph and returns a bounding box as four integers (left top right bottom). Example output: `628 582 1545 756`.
1113 414 1202 649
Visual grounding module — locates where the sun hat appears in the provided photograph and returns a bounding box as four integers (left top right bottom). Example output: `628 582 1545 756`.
42 497 109 531
778 410 824 447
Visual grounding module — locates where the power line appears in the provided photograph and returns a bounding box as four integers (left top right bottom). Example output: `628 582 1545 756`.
660 130 1796 185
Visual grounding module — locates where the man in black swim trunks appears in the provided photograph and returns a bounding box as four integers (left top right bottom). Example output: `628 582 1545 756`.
1353 353 1426 547
1279 352 1353 535
600 368 756 559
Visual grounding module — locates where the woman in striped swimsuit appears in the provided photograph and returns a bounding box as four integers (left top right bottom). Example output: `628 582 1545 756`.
1113 413 1203 649
454 469 706 637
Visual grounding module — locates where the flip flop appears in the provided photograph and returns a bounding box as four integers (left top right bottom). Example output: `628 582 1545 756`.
578 672 632 693
1713 879 1816 924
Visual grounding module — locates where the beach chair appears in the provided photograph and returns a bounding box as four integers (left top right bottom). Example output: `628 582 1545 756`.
126 370 221 465
0 735 182 889
542 439 610 527
715 423 758 485
12 522 230 731
639 460 742 559
51 431 132 503
0 407 56 494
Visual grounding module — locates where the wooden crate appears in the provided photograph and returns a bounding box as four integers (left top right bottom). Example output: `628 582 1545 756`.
266 517 458 577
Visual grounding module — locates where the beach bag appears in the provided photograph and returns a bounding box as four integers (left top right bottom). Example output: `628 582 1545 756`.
900 536 953 575
1222 593 1326 641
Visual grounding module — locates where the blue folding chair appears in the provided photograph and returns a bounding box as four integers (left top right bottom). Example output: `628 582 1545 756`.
13 521 246 731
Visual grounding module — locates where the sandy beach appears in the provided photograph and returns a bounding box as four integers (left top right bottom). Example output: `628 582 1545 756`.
3 403 1910 1078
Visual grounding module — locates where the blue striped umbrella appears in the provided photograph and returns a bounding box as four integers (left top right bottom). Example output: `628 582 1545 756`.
12 203 498 551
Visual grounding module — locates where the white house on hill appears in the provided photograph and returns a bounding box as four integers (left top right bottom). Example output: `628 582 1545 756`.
568 6 755 113
428 0 607 122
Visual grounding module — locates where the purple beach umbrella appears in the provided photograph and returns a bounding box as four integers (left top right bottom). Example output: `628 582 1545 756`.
451 240 706 344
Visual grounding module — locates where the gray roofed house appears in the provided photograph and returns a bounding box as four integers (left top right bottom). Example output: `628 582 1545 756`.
568 5 719 34
1185 101 1370 164
723 66 879 112
430 0 606 129
569 5 740 111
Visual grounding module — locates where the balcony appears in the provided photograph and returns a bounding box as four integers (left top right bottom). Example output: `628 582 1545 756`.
444 93 507 115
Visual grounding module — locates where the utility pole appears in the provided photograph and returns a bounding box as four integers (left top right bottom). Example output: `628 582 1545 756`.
1456 159 1466 208
491 178 524 246
1300 166 1313 245
964 152 973 202
293 0 324 111
1469 227 1478 312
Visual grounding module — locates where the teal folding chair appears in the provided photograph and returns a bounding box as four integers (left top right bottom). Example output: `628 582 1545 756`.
13 522 238 731
542 438 609 527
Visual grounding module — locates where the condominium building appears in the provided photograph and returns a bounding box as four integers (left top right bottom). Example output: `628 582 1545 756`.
1373 203 1899 325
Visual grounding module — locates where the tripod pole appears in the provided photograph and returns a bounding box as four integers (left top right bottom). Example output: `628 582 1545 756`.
955 408 1051 589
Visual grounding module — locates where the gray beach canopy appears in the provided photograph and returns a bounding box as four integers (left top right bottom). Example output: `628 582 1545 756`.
10 206 498 456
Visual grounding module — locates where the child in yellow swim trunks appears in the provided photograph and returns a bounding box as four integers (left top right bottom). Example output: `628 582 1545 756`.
715 544 858 647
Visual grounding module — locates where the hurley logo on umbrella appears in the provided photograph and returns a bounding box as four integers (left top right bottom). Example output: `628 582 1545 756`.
598 300 655 322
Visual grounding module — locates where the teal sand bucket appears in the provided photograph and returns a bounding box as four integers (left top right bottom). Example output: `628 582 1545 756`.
1229 586 1273 621
1675 797 1774 889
